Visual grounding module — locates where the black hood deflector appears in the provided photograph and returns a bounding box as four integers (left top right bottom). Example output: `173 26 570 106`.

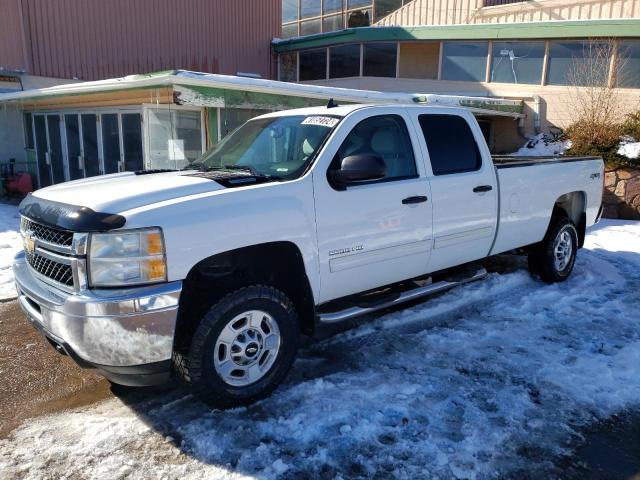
19 193 126 232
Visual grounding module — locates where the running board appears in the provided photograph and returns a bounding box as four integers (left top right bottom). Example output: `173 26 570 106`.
317 267 488 324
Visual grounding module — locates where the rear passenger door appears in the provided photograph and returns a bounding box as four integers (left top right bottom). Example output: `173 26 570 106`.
409 109 497 272
313 109 433 303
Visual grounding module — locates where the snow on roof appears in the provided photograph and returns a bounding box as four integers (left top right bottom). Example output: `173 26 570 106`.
0 69 524 117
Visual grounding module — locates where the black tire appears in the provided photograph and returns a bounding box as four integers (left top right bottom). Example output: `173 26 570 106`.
174 285 299 409
527 217 578 284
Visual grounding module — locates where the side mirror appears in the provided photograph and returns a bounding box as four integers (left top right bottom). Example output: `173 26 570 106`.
329 154 387 188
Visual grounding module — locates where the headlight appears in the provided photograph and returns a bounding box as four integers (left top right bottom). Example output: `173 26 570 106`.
88 228 167 287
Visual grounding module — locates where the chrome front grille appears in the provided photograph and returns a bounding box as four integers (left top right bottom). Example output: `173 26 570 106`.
25 251 74 287
21 217 73 249
20 216 86 291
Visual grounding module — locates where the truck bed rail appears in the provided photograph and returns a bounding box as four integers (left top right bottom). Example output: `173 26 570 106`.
492 155 601 169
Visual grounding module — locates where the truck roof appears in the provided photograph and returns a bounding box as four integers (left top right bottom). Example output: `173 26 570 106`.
255 103 476 120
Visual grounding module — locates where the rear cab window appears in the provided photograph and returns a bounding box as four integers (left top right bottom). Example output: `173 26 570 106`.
418 114 482 175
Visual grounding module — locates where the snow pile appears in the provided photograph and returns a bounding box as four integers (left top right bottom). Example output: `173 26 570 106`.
1 220 640 478
0 203 21 300
617 135 640 160
510 133 571 157
512 133 640 162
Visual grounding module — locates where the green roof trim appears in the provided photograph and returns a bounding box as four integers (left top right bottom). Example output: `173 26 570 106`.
273 19 640 53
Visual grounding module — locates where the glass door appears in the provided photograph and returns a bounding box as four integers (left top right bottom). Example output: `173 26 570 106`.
64 114 84 180
46 115 66 184
121 113 143 171
101 113 121 174
34 115 51 188
81 114 100 177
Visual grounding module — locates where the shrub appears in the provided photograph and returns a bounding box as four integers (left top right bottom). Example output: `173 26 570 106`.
564 113 640 169
621 111 640 139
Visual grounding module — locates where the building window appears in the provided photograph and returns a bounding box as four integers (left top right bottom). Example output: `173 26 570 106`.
300 0 321 18
323 13 345 33
300 48 327 81
323 0 343 14
347 0 371 7
282 23 298 39
398 42 439 79
282 0 298 22
300 18 321 36
147 108 203 170
347 8 371 27
330 44 360 78
373 0 402 21
279 52 298 82
617 40 640 89
490 41 545 84
23 113 34 149
442 41 489 82
547 41 611 86
283 1 409 38
363 43 397 77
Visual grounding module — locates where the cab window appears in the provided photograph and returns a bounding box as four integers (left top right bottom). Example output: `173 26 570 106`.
418 114 481 175
331 114 417 181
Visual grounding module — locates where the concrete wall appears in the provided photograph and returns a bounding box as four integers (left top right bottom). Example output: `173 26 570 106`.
377 0 640 26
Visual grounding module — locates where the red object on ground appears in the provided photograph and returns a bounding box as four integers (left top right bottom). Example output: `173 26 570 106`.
5 172 33 195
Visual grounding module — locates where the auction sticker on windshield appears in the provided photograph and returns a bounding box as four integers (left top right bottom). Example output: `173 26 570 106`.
302 116 339 128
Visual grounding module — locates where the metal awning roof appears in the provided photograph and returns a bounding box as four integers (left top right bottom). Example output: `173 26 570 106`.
272 19 640 53
0 70 525 118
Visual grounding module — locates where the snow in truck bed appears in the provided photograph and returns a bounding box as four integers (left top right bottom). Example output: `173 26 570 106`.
1 209 640 478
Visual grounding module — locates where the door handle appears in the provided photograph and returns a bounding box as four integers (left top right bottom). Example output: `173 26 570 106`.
402 195 428 205
473 185 493 193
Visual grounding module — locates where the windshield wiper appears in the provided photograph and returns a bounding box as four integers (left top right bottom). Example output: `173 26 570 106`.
222 164 283 181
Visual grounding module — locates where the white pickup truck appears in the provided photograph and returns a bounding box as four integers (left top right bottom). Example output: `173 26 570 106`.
14 104 604 408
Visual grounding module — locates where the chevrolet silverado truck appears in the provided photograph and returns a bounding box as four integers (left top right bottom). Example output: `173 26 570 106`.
13 104 604 408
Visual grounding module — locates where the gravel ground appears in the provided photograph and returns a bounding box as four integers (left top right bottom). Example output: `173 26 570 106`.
0 300 112 438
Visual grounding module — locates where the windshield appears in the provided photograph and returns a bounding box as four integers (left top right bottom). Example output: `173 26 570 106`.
196 114 340 179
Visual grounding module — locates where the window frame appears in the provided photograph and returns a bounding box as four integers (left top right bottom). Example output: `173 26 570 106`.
327 113 419 190
418 113 483 176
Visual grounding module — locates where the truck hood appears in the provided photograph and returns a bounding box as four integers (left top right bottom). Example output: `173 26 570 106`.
32 171 226 213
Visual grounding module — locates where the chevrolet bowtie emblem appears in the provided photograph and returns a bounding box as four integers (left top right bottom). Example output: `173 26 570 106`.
24 233 35 254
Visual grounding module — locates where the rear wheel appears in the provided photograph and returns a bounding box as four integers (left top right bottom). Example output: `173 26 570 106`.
175 285 299 409
527 217 578 284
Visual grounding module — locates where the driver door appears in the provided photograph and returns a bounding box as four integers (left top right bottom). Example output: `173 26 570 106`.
312 109 433 304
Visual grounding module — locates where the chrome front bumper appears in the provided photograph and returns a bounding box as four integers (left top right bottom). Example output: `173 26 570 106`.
13 251 182 383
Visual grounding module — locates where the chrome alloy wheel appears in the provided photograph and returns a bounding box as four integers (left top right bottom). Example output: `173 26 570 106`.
213 310 281 387
553 228 573 272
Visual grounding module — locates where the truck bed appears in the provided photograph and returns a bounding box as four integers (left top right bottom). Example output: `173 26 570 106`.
492 155 601 169
489 154 603 257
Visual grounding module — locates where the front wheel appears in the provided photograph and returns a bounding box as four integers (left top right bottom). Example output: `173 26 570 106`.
528 217 578 284
175 285 299 409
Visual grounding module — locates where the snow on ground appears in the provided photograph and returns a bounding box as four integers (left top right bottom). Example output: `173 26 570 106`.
618 135 640 160
510 133 571 157
0 203 21 301
1 220 640 479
